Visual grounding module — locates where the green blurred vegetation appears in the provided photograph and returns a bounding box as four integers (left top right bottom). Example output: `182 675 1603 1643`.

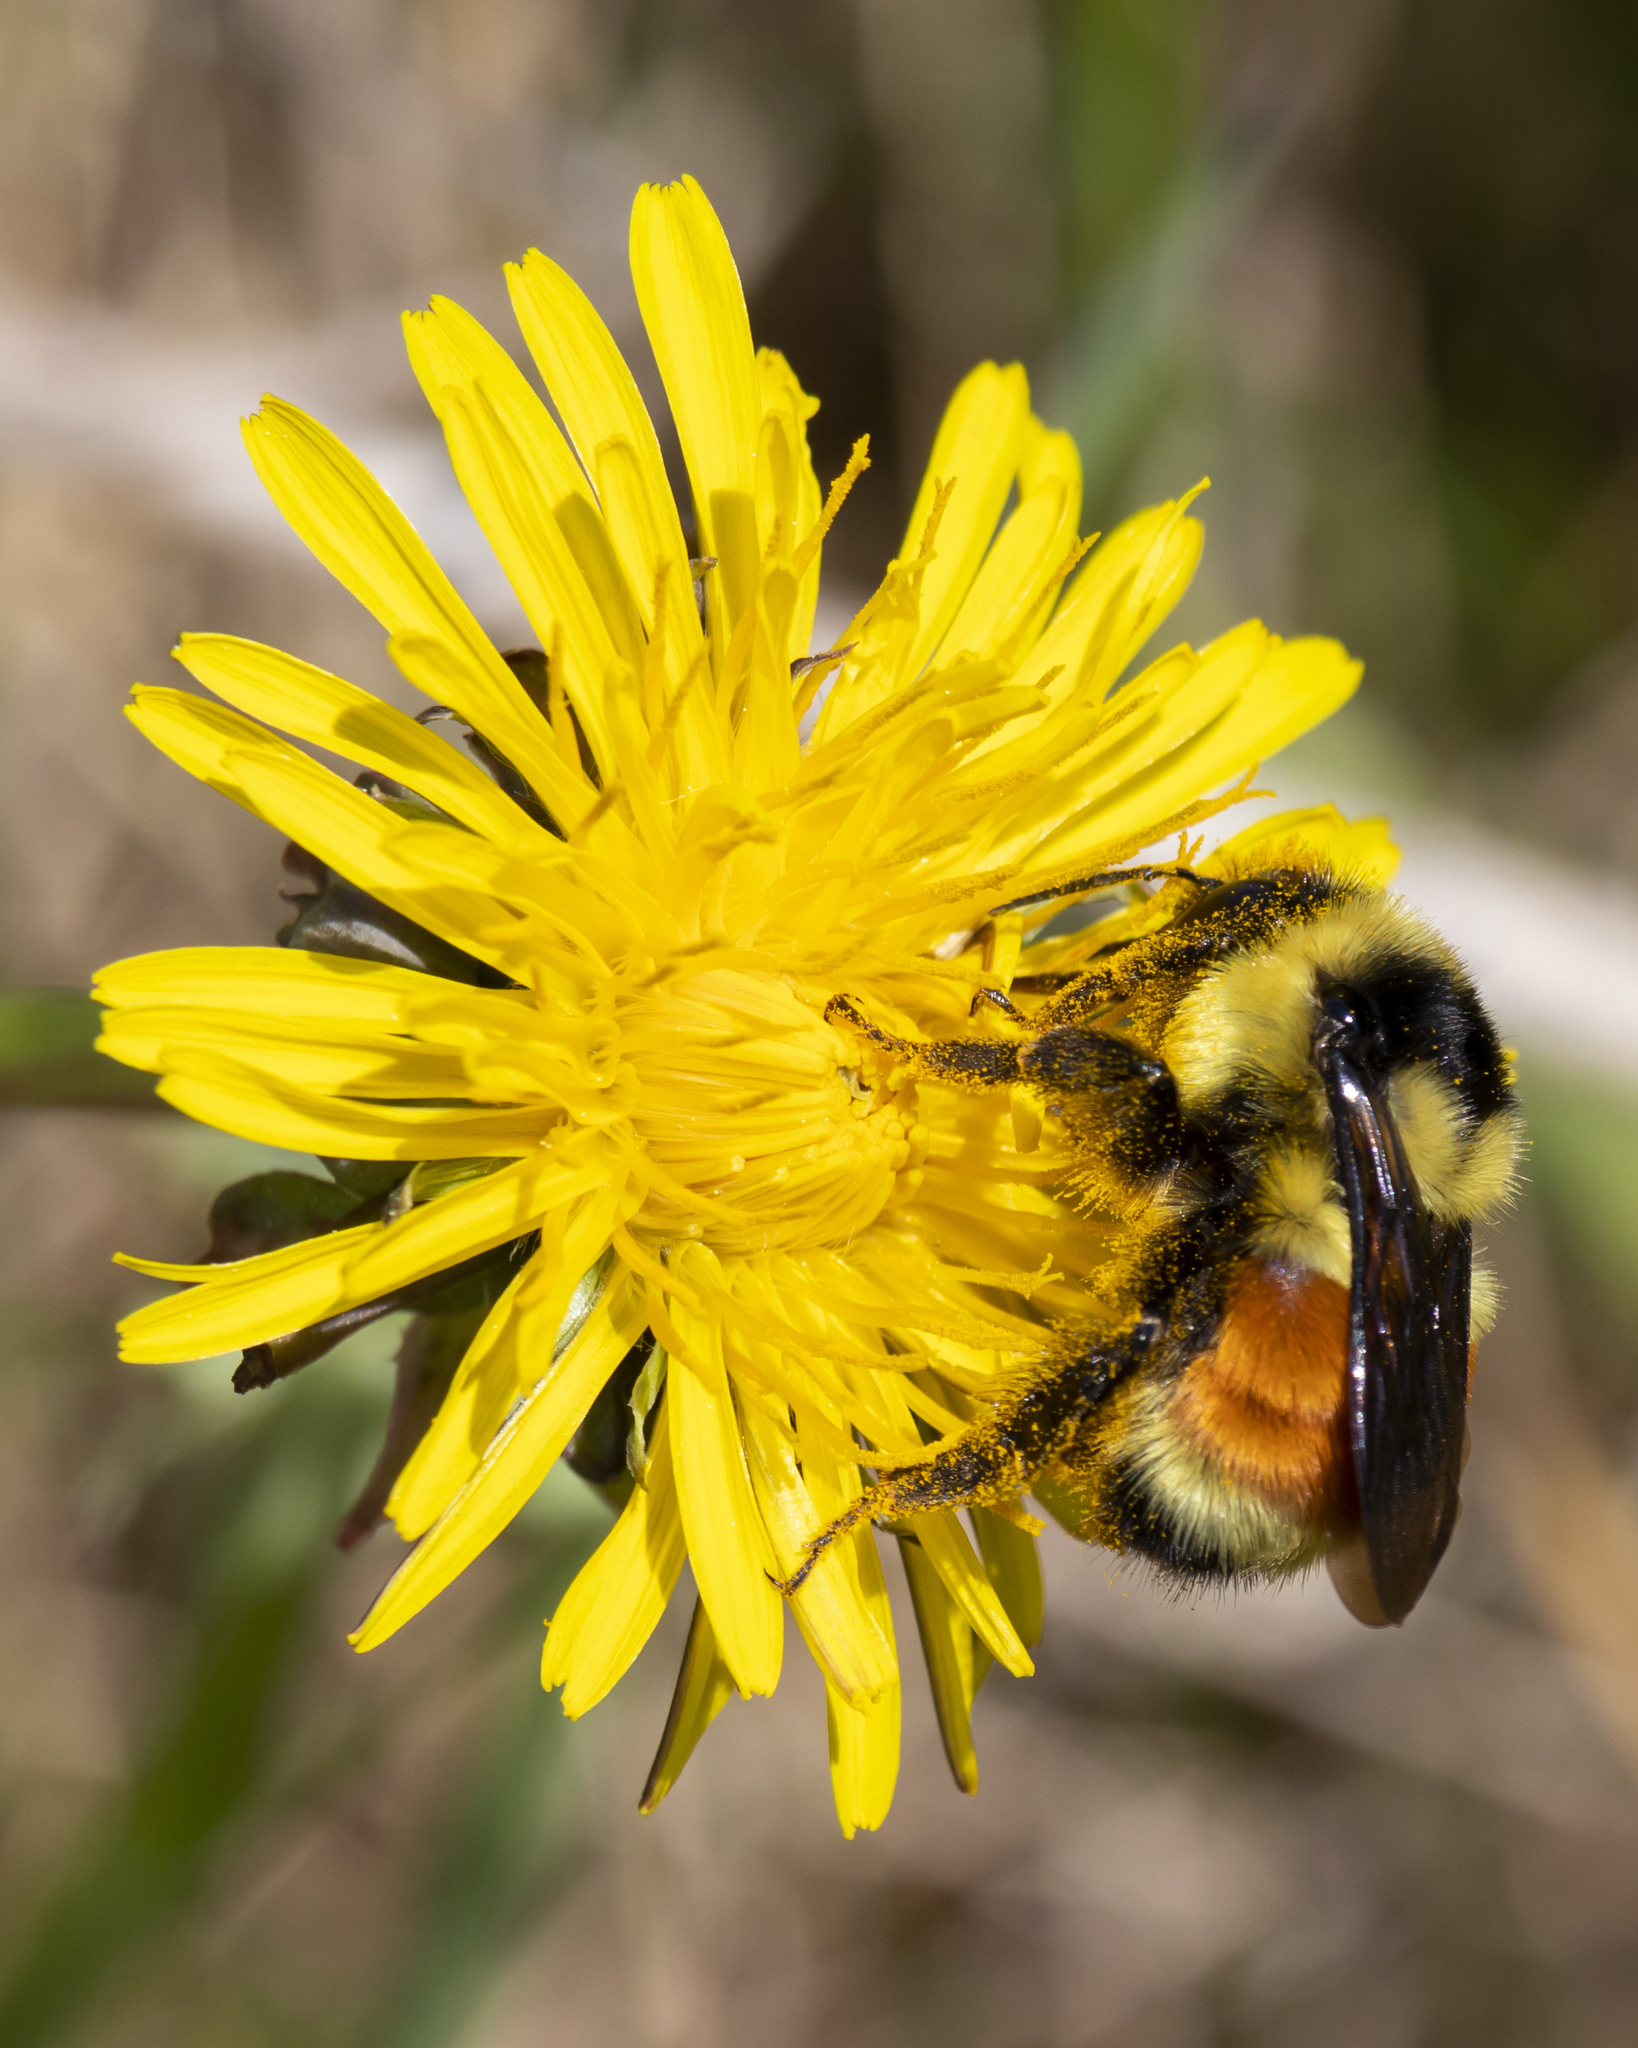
1524 1070 1638 1329
1352 0 1638 741
1048 0 1206 301
0 992 155 1108
0 1269 601 2048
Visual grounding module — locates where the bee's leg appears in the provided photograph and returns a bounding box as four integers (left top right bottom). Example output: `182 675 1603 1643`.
1035 872 1337 1032
1020 1025 1183 1183
825 994 1021 1089
778 1327 1159 1595
992 864 1207 917
970 986 1027 1024
825 998 1183 1183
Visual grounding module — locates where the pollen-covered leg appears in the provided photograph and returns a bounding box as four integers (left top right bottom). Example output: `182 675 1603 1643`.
993 863 1206 918
778 1339 1148 1594
823 994 1021 1089
1020 1027 1183 1183
776 1418 1032 1595
970 986 1027 1024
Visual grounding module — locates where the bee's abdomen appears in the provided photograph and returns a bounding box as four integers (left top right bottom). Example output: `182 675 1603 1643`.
1171 1258 1351 1520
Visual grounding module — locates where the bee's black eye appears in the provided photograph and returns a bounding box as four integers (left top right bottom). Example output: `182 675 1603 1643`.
1318 984 1380 1047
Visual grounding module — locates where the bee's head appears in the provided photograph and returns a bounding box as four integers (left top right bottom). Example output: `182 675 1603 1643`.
1165 881 1521 1235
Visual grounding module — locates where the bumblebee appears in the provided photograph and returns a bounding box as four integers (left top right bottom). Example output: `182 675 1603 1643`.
801 846 1522 1627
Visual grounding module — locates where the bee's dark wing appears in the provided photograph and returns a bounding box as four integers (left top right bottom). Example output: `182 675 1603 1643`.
1318 1046 1472 1623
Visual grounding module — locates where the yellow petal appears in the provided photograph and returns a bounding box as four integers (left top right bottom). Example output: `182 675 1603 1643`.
638 1597 737 1814
1032 490 1205 704
899 360 1030 677
384 630 601 839
666 1282 783 1698
740 1396 893 1707
898 1532 984 1794
153 1054 548 1161
98 1004 473 1097
629 178 761 659
1221 632 1366 762
94 946 434 1028
241 397 560 794
588 433 726 792
172 633 538 844
388 1231 617 1537
782 1403 901 1836
970 1504 1044 1648
117 1153 572 1363
123 685 286 827
861 1373 1032 1673
117 1223 379 1362
1209 802 1401 889
941 421 1082 665
1018 411 1084 514
910 1509 1034 1677
974 493 1206 779
826 1675 900 1840
225 743 551 971
340 1154 561 1297
755 346 824 658
352 1265 647 1650
1040 631 1362 864
543 1396 686 1717
505 247 697 656
405 297 644 766
125 687 519 971
974 630 1263 878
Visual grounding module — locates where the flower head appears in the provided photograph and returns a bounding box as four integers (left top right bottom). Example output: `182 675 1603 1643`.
97 178 1360 1833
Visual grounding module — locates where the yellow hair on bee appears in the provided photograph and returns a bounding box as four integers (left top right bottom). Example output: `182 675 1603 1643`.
1248 1145 1351 1284
1472 1260 1501 1338
1387 1066 1520 1223
1164 891 1447 1112
1119 1376 1322 1577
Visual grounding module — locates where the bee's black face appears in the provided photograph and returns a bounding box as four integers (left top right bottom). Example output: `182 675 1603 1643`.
1315 982 1386 1072
1315 957 1509 1120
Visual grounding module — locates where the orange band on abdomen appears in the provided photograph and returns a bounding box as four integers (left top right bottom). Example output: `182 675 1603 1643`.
1171 1259 1351 1520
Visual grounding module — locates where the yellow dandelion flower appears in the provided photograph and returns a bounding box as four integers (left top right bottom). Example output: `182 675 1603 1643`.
96 177 1363 1836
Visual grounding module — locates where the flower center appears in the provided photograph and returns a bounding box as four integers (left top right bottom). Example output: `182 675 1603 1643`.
618 969 925 1256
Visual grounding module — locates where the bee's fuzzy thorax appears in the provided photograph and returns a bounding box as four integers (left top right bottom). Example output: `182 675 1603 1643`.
1163 887 1444 1110
1162 881 1520 1227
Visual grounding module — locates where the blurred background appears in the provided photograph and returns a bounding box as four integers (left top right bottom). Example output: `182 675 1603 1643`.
3 1 1638 2042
